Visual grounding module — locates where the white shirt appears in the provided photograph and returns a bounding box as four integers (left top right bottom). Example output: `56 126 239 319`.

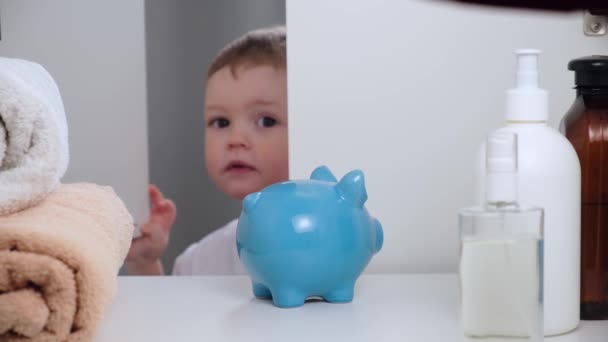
172 219 247 275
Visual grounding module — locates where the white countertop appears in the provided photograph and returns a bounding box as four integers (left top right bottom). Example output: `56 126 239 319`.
95 274 608 342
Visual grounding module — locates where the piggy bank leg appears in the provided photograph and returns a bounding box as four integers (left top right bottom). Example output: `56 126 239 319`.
324 283 355 303
271 287 306 308
252 282 272 299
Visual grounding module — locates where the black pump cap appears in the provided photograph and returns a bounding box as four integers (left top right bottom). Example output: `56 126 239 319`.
568 56 608 87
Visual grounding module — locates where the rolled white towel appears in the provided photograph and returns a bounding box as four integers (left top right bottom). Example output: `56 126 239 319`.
0 57 69 215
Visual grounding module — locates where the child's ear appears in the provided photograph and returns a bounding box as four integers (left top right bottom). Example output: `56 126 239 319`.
310 165 338 182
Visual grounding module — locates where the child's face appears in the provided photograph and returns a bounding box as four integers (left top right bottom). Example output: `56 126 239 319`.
204 64 288 200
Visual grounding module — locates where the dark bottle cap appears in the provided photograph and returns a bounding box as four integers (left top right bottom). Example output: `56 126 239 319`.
569 56 608 87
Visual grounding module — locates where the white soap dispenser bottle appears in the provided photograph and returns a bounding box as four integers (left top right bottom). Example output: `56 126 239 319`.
476 49 581 336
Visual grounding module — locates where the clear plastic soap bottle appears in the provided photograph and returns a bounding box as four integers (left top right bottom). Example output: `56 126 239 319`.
460 132 544 341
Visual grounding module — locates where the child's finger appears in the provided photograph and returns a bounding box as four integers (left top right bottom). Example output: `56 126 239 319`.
157 199 175 211
149 184 165 205
161 203 177 232
151 201 168 215
140 221 163 237
138 222 154 236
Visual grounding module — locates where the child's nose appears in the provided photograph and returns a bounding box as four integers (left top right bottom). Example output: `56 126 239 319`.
227 126 251 149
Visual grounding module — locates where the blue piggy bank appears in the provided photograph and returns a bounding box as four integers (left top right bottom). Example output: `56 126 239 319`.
236 166 383 308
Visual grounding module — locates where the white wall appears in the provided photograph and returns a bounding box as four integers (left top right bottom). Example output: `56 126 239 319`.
287 0 608 272
0 0 150 226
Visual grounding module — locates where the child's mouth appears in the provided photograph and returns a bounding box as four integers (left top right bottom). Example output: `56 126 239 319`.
225 161 256 174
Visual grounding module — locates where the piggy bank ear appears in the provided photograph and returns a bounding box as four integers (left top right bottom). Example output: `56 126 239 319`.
310 165 337 182
243 192 262 213
336 170 367 207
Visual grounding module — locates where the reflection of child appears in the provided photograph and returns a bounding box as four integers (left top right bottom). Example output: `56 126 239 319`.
126 26 288 275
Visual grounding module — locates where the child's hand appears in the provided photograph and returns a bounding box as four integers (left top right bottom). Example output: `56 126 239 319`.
126 184 176 274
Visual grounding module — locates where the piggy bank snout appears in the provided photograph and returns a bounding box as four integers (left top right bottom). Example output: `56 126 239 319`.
373 217 383 253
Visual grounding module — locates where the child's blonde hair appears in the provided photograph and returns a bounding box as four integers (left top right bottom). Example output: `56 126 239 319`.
207 25 286 79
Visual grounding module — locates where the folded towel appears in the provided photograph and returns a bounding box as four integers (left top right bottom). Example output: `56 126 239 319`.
0 57 69 215
0 183 134 342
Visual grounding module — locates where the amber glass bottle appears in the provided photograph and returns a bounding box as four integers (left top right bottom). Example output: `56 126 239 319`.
561 56 608 320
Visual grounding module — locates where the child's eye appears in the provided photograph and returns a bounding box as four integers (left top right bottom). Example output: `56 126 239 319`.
256 116 277 128
209 117 230 128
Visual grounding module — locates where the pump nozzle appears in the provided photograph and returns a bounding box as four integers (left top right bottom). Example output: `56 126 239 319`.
515 49 540 89
486 131 518 204
505 49 548 122
487 132 517 174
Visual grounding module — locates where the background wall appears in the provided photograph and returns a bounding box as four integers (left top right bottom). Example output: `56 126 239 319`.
7 0 602 275
287 0 608 273
145 0 285 271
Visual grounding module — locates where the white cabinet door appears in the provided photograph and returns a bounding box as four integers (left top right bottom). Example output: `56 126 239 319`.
0 0 150 227
287 0 608 272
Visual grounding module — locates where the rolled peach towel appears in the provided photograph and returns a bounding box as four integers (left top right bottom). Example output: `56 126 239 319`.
0 183 134 342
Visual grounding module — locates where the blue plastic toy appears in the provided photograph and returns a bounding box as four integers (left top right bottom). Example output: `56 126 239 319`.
236 165 383 308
